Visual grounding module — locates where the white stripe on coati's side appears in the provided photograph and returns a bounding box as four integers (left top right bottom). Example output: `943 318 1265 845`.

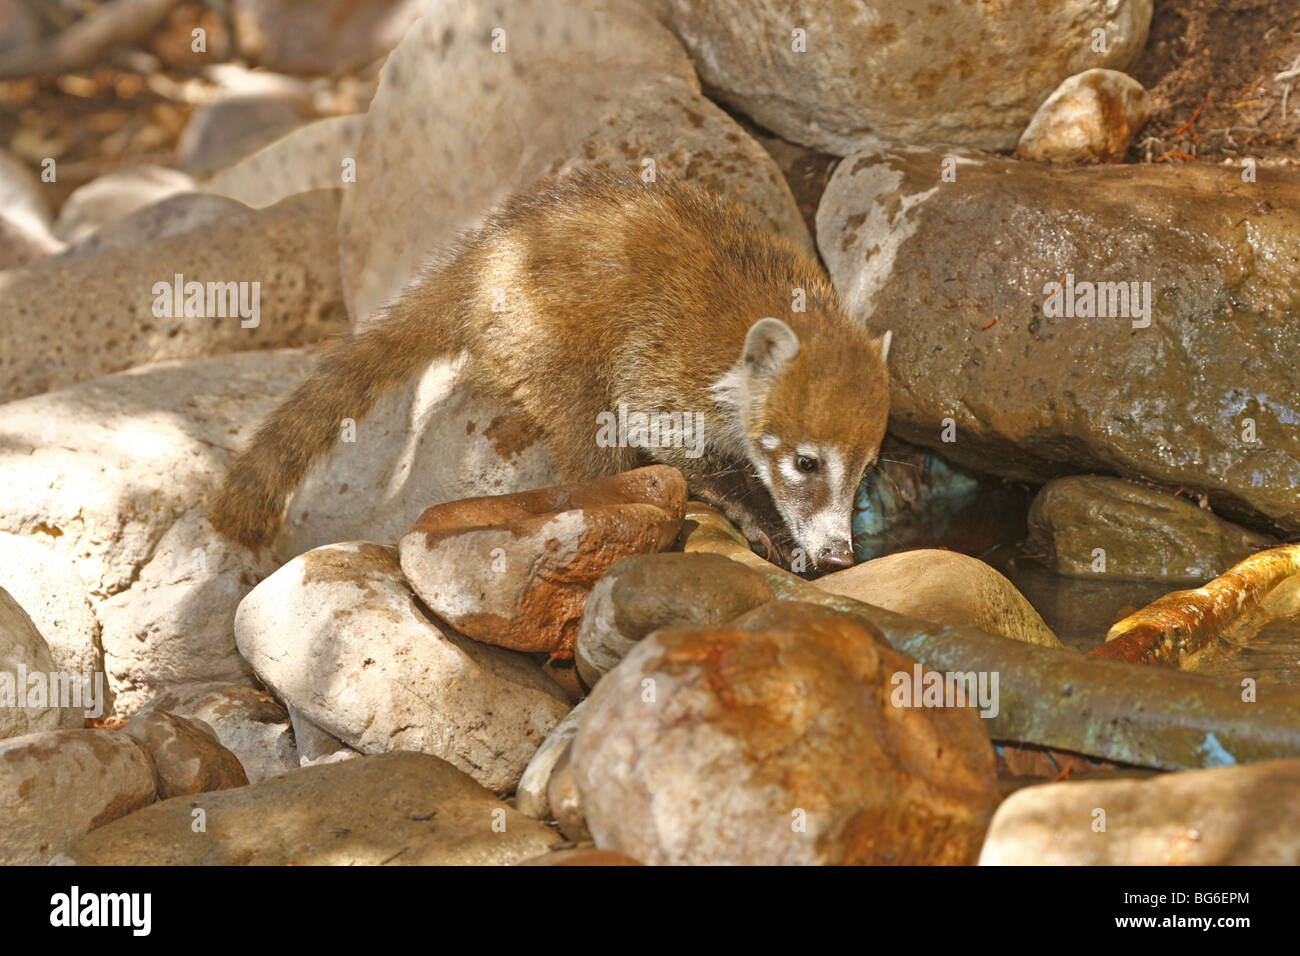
210 168 890 570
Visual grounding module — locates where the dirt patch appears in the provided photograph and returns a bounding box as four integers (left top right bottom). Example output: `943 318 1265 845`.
1128 0 1300 164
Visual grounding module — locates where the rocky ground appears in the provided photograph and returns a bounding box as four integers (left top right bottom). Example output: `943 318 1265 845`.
0 0 1298 866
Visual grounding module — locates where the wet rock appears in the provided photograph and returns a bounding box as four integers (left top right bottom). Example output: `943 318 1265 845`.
574 600 999 864
519 848 642 865
1029 475 1274 582
575 552 774 686
64 751 557 865
515 700 585 820
204 114 366 208
1 189 346 401
269 355 561 562
1016 69 1150 164
341 0 808 326
817 144 1300 535
980 758 1300 864
0 349 313 603
235 542 571 792
58 192 253 259
814 549 1061 648
177 94 310 176
52 165 196 243
122 709 249 798
232 0 423 74
98 513 275 715
135 682 297 784
0 729 156 864
400 466 687 657
0 533 103 677
0 588 85 738
647 0 1152 154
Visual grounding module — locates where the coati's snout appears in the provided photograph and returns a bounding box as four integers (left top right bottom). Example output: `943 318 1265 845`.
711 316 891 572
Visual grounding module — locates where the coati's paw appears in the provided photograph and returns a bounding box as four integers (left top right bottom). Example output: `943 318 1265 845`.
689 472 797 571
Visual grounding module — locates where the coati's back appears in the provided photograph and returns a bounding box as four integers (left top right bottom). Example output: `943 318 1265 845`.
210 168 890 563
423 169 841 398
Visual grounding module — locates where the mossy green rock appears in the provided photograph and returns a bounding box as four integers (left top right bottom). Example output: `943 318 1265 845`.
1029 476 1273 581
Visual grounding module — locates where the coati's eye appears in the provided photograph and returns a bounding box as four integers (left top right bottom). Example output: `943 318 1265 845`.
796 454 819 474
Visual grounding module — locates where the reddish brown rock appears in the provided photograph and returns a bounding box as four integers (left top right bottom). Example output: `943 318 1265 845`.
399 466 686 657
122 710 249 799
573 600 1000 865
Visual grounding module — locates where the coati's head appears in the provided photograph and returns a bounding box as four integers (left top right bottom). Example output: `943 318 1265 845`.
712 317 891 572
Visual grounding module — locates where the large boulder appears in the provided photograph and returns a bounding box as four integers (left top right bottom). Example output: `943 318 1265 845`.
818 146 1300 535
645 0 1152 154
0 190 346 402
0 350 313 602
266 355 562 564
339 0 810 326
63 751 558 865
573 601 999 864
235 542 571 792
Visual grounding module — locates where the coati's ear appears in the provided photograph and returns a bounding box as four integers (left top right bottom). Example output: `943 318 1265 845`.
879 329 892 363
742 317 800 380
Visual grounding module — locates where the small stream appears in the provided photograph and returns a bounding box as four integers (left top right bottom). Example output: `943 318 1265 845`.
855 442 1300 688
993 534 1300 688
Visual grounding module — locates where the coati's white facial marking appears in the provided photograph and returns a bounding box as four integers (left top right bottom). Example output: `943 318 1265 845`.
709 318 873 571
762 441 859 570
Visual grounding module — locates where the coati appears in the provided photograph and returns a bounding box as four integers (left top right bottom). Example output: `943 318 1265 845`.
209 168 891 571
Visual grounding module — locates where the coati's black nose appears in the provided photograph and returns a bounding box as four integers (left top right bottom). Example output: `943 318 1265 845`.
816 547 854 572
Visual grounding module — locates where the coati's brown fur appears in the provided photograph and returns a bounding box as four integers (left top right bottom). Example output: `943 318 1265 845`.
210 168 890 568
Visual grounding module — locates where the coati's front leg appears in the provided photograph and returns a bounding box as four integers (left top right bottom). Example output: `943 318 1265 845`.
679 459 798 570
